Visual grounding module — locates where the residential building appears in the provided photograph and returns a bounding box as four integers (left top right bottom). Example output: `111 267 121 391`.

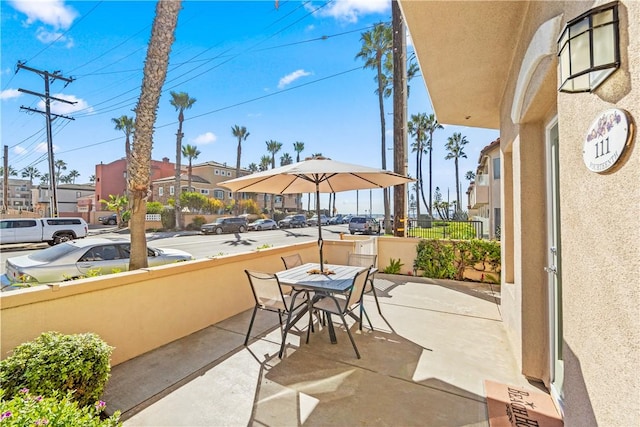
95 157 175 207
32 183 95 219
399 0 639 425
467 138 501 239
0 177 32 211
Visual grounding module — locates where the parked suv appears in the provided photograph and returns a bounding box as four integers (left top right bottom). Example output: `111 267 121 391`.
307 214 329 226
201 217 248 235
278 214 307 229
348 216 381 235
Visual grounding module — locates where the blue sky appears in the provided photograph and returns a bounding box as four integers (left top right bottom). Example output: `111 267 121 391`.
1 0 498 215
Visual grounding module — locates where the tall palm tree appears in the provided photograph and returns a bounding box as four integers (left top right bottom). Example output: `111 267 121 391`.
231 125 249 214
425 114 443 218
266 140 282 215
21 166 41 185
128 0 181 270
169 91 197 230
445 132 469 215
259 155 271 211
280 152 293 166
54 159 67 181
111 115 135 162
181 144 200 191
0 166 18 177
408 113 428 219
356 22 393 230
247 163 258 173
293 141 304 162
40 173 50 185
67 169 80 184
89 174 96 184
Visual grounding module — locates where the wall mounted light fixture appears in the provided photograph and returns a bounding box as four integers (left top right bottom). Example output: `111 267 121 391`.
557 1 620 93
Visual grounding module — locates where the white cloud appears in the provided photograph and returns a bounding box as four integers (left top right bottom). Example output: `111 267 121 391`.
36 27 74 47
312 0 390 23
278 69 312 89
10 0 78 29
192 132 217 145
13 146 27 155
36 142 58 152
0 89 21 100
37 93 92 115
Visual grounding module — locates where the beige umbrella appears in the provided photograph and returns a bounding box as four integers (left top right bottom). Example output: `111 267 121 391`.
220 157 413 271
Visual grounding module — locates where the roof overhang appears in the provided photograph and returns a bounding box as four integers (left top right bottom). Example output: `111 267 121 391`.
399 0 528 129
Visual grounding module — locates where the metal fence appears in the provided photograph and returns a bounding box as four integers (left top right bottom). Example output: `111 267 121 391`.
401 219 485 240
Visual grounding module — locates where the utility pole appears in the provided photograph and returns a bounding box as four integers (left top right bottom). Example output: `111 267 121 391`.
16 62 75 217
392 0 408 237
2 145 8 213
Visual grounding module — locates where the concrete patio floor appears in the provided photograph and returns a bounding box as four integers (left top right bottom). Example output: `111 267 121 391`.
102 274 541 426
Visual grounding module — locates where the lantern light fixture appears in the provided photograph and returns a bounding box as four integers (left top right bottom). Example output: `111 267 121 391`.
557 1 620 93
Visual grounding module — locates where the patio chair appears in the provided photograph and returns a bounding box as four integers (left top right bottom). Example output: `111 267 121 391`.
347 253 382 315
311 267 371 359
281 254 303 269
243 270 310 348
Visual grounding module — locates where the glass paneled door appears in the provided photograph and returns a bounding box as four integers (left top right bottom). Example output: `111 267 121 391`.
546 119 564 415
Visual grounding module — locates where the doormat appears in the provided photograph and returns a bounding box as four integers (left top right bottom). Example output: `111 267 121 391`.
484 380 563 427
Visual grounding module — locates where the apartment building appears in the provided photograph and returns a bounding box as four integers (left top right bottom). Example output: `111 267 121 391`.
467 138 501 239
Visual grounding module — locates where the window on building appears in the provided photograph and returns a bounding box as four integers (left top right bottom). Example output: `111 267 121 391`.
227 171 232 176
493 157 501 180
215 170 220 175
213 190 224 199
169 186 175 195
159 187 164 196
200 189 209 195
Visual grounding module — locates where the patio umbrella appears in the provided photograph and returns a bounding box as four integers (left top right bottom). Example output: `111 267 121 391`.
219 157 413 271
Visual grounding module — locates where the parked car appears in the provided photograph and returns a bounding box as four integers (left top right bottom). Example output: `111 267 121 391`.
348 216 381 235
201 217 248 235
329 214 344 225
342 214 353 224
278 214 307 228
99 213 118 225
3 237 193 285
307 214 329 226
248 219 278 231
0 217 88 246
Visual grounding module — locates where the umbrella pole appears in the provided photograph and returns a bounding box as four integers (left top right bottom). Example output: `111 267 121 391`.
316 183 323 271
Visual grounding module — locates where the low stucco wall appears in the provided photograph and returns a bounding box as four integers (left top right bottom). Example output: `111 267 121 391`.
1 241 347 365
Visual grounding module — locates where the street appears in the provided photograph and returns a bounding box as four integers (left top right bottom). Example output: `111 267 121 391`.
0 224 349 279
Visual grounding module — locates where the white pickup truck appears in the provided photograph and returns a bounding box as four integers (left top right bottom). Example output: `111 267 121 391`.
0 217 88 246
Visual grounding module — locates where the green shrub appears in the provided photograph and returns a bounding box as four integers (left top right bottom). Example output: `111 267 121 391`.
191 215 206 229
383 258 404 274
146 201 163 214
414 239 457 279
161 208 175 230
454 239 501 281
0 389 121 426
0 332 113 407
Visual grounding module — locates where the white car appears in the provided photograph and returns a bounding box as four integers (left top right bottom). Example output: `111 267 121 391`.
248 219 278 231
3 237 193 285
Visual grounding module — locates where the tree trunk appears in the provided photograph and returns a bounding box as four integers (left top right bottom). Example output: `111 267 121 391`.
392 0 407 237
129 0 181 270
377 57 390 233
174 117 183 229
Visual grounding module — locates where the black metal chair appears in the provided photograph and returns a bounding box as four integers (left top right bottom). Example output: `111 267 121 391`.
311 267 371 359
281 254 303 269
243 270 309 348
347 253 382 315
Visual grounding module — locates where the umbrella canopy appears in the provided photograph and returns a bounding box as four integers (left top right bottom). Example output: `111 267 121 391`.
219 157 413 270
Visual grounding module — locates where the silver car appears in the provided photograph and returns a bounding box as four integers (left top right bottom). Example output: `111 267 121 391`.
248 219 278 231
348 216 381 235
3 237 193 285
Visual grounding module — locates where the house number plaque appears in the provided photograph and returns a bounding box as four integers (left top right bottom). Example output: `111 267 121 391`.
583 108 633 173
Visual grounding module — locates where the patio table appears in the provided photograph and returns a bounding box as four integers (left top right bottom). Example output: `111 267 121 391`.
276 263 374 354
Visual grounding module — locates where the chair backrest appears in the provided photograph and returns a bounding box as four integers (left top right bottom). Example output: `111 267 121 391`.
347 253 377 269
245 270 288 311
281 254 303 269
346 267 370 308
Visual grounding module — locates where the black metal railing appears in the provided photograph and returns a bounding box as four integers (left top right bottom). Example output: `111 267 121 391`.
402 219 484 240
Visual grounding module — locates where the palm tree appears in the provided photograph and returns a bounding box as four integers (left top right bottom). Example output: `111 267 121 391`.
408 113 428 219
0 166 18 177
67 169 80 184
181 144 200 191
293 141 304 162
231 125 250 214
465 170 476 181
170 91 197 230
247 163 258 173
100 194 129 227
21 166 41 185
54 159 67 181
425 114 444 218
128 0 181 270
266 140 282 215
89 174 96 184
259 155 271 211
356 22 393 231
111 115 135 162
445 132 469 216
280 152 293 166
40 173 50 185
